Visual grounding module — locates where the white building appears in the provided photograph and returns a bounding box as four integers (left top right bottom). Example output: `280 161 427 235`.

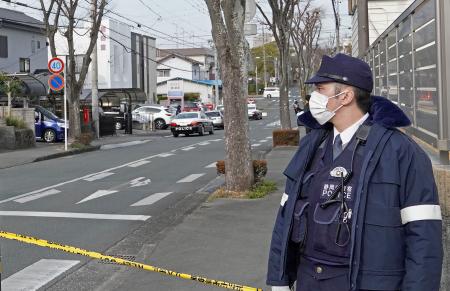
0 8 48 74
156 53 202 83
157 48 215 81
157 77 214 105
349 0 414 57
54 18 157 103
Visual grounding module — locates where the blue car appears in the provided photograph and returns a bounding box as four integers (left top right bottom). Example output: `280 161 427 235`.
34 106 67 143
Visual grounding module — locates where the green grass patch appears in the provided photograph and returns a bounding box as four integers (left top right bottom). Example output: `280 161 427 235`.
210 180 278 201
70 142 88 150
5 116 28 129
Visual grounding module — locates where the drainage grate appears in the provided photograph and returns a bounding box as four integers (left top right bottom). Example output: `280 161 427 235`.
98 254 136 265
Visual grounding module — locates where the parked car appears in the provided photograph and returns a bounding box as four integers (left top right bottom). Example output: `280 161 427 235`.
205 110 224 129
248 103 262 120
263 87 280 98
132 105 173 129
170 112 214 137
34 106 67 143
216 105 224 113
183 101 200 112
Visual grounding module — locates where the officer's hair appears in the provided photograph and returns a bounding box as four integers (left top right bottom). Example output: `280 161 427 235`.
335 84 372 113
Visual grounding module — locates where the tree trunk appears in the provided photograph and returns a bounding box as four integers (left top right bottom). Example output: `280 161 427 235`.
279 45 291 129
206 0 254 192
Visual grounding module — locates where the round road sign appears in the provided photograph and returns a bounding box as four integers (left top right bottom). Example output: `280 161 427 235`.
48 74 65 91
48 57 64 74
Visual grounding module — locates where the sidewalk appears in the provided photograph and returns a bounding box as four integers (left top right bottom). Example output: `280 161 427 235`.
0 130 170 169
96 146 296 291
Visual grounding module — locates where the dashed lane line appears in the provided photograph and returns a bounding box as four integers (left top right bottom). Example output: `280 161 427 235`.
176 174 206 183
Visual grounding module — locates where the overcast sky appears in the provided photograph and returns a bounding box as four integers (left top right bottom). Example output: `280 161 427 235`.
1 0 351 49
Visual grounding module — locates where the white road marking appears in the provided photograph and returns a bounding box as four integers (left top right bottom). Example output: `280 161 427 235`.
259 139 268 143
101 140 150 150
14 189 61 203
266 121 281 127
208 139 222 142
266 136 273 139
181 146 195 151
0 211 151 221
127 160 151 168
129 177 151 188
164 135 172 137
83 172 114 182
252 144 261 147
0 142 207 205
76 190 119 204
176 173 205 183
2 259 80 291
205 162 217 168
131 192 173 207
198 141 210 145
262 112 268 117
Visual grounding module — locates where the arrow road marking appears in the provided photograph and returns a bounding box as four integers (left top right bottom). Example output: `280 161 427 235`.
14 189 61 203
76 190 119 204
131 192 173 207
129 177 151 188
83 172 114 182
176 173 205 183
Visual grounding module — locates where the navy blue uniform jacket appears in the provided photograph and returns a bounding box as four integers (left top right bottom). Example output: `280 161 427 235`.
266 96 443 290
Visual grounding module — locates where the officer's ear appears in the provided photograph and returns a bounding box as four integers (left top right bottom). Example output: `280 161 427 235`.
340 87 355 106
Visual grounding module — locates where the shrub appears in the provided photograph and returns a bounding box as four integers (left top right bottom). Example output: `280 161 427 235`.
216 160 268 181
248 180 277 199
272 129 299 146
76 132 93 146
5 116 28 129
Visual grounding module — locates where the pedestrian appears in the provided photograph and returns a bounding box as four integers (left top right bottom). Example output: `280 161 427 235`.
267 53 443 291
176 104 181 115
293 100 300 114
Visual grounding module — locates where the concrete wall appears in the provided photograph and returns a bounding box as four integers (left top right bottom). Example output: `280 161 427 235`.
0 107 35 134
0 27 47 74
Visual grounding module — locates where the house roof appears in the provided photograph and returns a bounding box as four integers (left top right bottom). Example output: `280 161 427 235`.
158 48 214 58
0 7 45 31
157 53 203 66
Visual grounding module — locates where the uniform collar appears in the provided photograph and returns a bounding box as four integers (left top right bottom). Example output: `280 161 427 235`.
333 113 369 146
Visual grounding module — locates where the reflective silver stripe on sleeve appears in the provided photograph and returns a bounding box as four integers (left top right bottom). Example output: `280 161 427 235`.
280 193 288 207
400 204 442 225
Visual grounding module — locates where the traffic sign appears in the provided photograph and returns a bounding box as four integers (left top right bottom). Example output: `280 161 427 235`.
48 57 64 74
48 74 65 91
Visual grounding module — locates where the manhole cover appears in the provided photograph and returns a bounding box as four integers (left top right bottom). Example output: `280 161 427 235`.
98 254 136 264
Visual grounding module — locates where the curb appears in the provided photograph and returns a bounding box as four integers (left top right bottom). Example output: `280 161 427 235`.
33 145 101 163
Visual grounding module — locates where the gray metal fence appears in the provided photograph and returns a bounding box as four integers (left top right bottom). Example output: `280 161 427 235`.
364 0 450 164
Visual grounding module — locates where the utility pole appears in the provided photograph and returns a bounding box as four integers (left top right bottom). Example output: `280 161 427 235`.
357 0 369 57
91 0 99 139
262 25 267 88
255 64 258 95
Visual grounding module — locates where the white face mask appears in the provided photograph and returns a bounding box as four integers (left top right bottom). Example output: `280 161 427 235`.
309 90 346 125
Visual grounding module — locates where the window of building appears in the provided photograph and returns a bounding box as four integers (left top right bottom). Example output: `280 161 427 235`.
31 40 35 53
37 41 41 49
19 58 30 73
0 36 8 58
157 69 170 77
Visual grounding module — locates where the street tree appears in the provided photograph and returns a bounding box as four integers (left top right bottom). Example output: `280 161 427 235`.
204 0 254 191
40 0 107 141
291 3 322 103
0 74 22 116
256 0 299 129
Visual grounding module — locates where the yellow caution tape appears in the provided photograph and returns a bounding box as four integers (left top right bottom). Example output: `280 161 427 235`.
0 231 263 291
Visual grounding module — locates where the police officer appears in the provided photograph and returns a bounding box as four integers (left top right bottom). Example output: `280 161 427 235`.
267 54 443 291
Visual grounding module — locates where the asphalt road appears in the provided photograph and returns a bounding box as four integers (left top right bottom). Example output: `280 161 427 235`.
0 98 297 290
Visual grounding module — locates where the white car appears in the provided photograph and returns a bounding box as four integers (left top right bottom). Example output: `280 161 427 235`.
170 112 214 137
263 87 280 98
132 105 173 129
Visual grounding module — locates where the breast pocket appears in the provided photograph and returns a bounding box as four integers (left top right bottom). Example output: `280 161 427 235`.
361 203 405 272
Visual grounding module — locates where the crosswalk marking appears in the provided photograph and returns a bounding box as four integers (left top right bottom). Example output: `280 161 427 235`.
181 146 195 151
2 259 80 291
176 173 205 183
131 192 173 207
0 211 151 221
127 160 151 168
205 162 217 168
83 172 114 182
14 189 61 203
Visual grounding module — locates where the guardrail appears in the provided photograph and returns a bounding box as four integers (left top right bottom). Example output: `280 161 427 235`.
363 0 450 164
